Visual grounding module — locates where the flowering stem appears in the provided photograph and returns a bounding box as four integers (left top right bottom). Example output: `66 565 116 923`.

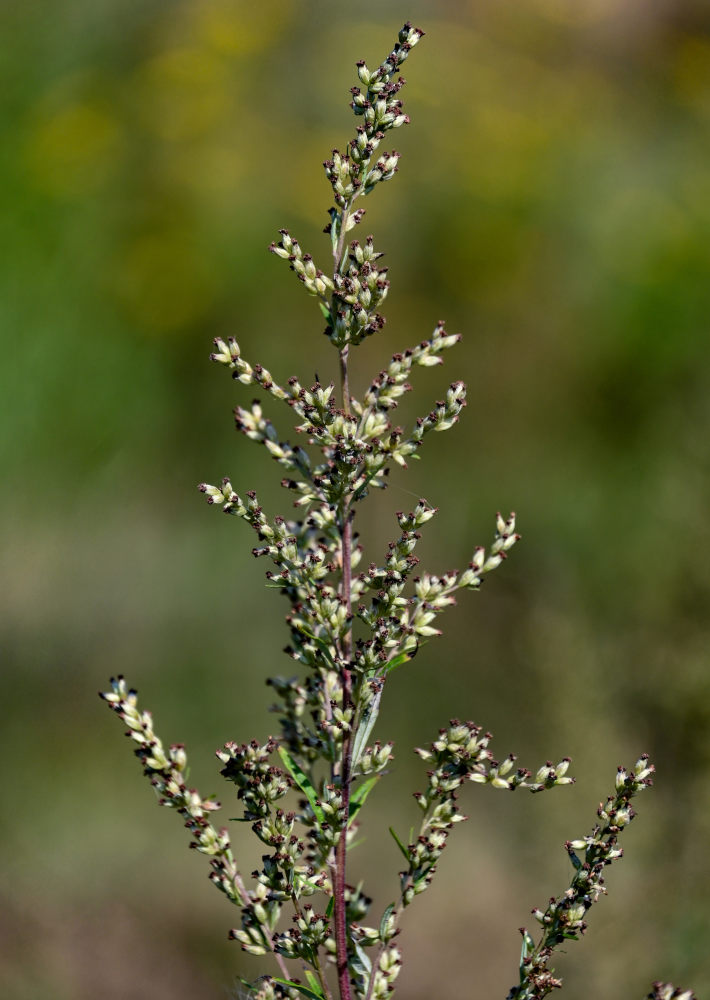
332 179 354 990
333 335 354 1000
339 345 351 416
332 751 352 1000
335 204 354 275
98 23 694 1000
291 894 334 1000
271 944 291 983
231 868 291 980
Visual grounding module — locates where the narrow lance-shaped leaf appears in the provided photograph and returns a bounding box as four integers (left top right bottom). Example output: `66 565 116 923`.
351 683 383 770
278 746 326 826
349 775 380 820
389 826 410 863
272 978 325 1000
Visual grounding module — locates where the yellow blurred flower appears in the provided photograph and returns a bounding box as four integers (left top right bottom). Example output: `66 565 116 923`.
25 100 123 197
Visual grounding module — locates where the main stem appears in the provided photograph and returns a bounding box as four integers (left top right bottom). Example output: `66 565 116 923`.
333 340 354 1000
331 200 355 999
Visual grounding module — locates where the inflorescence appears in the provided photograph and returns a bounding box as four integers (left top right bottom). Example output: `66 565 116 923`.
100 22 693 1000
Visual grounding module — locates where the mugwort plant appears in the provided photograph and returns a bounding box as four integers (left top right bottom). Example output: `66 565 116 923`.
101 23 693 1000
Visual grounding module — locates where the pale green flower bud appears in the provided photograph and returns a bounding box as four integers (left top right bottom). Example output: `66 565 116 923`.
199 482 226 504
491 775 512 789
566 903 586 926
470 546 486 570
458 567 481 589
634 754 654 782
356 60 371 85
614 807 632 827
416 353 441 367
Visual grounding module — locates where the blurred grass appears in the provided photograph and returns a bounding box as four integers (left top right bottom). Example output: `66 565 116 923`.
2 0 710 997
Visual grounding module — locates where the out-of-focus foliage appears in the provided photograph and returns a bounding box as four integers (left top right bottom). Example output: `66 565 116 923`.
2 1 709 998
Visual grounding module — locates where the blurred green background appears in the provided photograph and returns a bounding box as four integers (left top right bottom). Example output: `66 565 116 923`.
3 0 710 997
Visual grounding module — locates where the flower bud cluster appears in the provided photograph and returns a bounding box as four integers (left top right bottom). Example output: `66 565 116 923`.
321 23 423 349
198 482 350 671
353 740 394 777
647 985 696 1000
265 904 332 962
288 907 332 961
266 674 320 762
347 378 468 496
353 511 519 671
265 25 424 355
217 738 291 821
511 756 656 1000
398 722 573 909
230 875 287 951
241 976 297 1000
304 803 345 870
324 148 363 209
229 914 273 957
357 322 462 413
240 976 303 1000
349 24 422 146
206 322 470 523
322 21 422 216
345 883 374 925
216 738 337 958
363 945 403 1000
199 483 310 571
322 379 468 488
269 229 334 302
234 400 312 478
354 503 429 644
100 677 248 905
210 336 290 401
362 152 400 195
101 680 314 973
328 235 389 349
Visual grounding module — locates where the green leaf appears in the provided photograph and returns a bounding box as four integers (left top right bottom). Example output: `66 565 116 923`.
389 826 410 863
272 978 324 1000
318 301 331 322
351 684 383 770
379 902 395 941
278 747 325 826
293 624 336 668
325 896 334 920
349 775 380 819
382 651 412 675
519 928 535 969
305 971 323 995
328 207 339 258
352 939 372 977
567 845 582 871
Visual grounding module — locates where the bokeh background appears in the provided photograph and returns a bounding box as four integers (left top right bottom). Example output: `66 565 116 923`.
3 0 710 997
